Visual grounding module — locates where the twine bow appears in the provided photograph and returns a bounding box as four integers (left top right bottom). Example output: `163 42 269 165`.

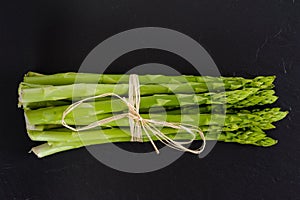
62 74 206 154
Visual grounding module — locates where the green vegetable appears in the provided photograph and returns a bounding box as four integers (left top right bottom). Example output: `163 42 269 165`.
30 126 276 158
25 108 287 132
23 88 278 126
17 72 287 158
23 72 275 89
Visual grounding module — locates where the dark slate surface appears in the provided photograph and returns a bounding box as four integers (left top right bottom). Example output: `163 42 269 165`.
0 0 299 199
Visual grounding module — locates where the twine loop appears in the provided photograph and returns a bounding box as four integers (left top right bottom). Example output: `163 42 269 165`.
62 74 206 154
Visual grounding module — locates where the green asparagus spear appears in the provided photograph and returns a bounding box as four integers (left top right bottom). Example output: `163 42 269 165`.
24 88 281 126
18 82 226 103
25 108 287 134
23 72 275 90
21 88 277 113
23 88 261 124
29 126 277 158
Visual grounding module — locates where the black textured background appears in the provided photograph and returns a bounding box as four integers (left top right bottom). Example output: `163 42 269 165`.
1 0 300 199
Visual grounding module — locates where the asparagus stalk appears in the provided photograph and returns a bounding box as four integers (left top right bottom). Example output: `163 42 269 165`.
30 126 277 158
21 88 277 112
27 126 222 142
20 91 278 114
19 74 275 104
22 88 257 119
24 88 279 126
27 121 279 142
19 74 276 104
23 72 275 90
18 82 227 103
25 108 287 135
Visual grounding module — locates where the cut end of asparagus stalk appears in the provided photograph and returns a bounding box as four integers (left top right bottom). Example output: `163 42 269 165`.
30 144 48 158
30 143 77 158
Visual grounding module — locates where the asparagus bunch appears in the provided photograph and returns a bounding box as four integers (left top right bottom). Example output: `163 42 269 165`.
18 72 288 158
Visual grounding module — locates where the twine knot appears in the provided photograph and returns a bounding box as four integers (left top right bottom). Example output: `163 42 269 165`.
62 74 206 154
